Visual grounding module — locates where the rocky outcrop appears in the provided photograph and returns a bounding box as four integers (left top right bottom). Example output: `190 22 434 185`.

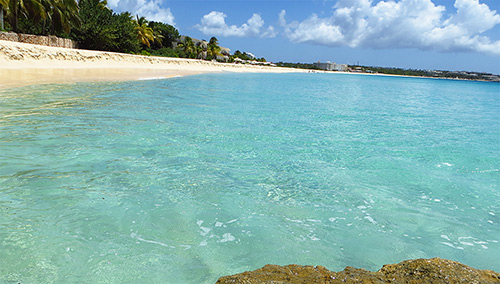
216 258 500 284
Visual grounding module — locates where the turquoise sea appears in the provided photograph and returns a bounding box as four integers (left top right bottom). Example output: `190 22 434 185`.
0 73 499 283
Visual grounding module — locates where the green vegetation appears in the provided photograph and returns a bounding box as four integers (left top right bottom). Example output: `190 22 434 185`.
148 21 178 49
352 65 500 81
71 0 139 53
134 15 154 47
0 0 496 79
0 0 264 62
275 62 320 70
231 50 252 61
206 36 220 60
351 66 430 76
230 50 266 63
1 0 80 35
0 0 6 30
177 36 195 58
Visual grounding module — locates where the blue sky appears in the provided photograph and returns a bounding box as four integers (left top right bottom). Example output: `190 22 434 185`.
107 0 500 74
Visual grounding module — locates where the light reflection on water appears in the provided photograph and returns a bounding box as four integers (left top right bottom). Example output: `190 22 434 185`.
0 74 499 283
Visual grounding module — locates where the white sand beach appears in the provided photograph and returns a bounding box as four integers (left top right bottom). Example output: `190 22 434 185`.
0 40 305 88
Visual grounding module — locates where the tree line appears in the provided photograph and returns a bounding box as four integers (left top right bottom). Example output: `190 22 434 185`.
351 66 499 81
0 0 265 62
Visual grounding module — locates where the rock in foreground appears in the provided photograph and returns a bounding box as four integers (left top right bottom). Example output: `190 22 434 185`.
216 258 500 283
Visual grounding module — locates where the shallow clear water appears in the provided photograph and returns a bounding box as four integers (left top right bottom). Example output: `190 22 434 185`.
0 73 499 283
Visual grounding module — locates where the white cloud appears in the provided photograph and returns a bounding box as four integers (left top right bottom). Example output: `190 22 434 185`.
197 11 277 38
447 0 500 34
106 0 175 26
278 10 287 28
280 0 500 56
262 26 278 38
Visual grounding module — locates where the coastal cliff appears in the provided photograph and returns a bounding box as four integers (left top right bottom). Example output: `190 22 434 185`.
216 258 500 284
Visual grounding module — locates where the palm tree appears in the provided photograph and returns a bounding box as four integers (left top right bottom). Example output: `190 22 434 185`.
178 36 195 58
152 27 163 47
31 0 50 32
134 15 154 47
0 0 7 30
8 0 21 31
95 0 108 10
7 0 48 32
195 41 205 59
48 0 80 34
209 36 218 46
2 0 79 34
207 36 221 61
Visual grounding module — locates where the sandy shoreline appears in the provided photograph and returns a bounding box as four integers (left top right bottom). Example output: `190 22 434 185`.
0 40 305 88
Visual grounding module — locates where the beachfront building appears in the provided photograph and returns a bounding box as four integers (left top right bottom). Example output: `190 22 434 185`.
217 47 231 62
314 61 333 70
313 61 347 71
334 63 348 71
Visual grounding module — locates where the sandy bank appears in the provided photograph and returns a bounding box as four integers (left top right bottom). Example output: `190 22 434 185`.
0 40 304 88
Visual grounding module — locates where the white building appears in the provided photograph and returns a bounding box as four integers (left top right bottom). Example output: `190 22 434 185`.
313 61 347 71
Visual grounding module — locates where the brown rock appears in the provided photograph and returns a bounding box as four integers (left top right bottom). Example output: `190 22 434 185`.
216 258 500 284
0 32 76 49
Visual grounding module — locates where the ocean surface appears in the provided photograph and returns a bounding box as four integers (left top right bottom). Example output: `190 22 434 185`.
0 73 498 283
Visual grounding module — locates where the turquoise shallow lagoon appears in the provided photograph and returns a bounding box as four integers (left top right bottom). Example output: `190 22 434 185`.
0 73 499 283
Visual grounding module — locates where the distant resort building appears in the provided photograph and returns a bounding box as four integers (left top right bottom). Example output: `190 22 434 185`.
217 47 231 62
313 61 348 71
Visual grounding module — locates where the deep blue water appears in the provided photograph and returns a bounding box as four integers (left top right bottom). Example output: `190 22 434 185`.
0 73 499 283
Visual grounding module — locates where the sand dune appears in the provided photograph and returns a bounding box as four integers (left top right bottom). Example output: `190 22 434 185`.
0 40 304 88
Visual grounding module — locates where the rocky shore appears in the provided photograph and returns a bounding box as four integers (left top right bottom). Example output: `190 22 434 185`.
216 258 500 283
